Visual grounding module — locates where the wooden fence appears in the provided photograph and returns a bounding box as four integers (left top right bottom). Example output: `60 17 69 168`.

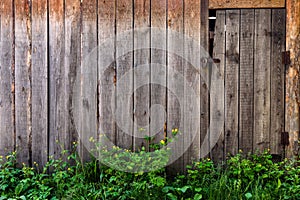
0 0 288 171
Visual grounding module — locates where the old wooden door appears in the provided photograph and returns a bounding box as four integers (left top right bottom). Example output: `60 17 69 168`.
211 9 286 161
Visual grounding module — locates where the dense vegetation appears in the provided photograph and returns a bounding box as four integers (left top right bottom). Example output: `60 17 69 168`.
0 148 299 200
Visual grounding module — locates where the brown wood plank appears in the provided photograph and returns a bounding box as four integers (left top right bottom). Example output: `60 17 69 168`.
133 0 151 151
150 0 167 148
209 0 285 9
225 10 240 156
116 0 133 150
167 0 184 173
15 0 32 165
200 0 209 159
253 9 271 152
98 0 116 147
183 0 201 168
48 0 65 159
31 0 48 167
211 10 226 162
270 9 286 155
286 0 300 158
80 0 98 161
239 9 254 154
64 0 81 155
0 0 15 157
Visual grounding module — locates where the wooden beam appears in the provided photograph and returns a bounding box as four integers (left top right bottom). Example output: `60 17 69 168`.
209 0 285 9
286 0 300 158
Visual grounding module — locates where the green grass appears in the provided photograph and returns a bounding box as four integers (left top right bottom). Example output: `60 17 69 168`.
0 149 299 200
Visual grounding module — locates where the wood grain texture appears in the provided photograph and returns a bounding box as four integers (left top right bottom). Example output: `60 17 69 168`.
167 0 184 173
64 0 81 154
98 0 116 146
239 9 254 154
80 0 98 161
270 9 286 155
116 0 133 150
183 0 201 168
48 0 66 159
209 0 285 9
150 0 167 149
31 0 48 167
0 0 15 157
15 0 32 165
286 0 300 158
200 0 209 159
254 9 271 152
225 10 240 156
211 10 225 162
133 0 151 151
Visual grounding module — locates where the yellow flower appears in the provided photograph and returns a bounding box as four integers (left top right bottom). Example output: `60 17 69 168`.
174 128 178 132
68 168 71 171
6 156 9 159
207 158 211 161
0 156 3 159
160 140 165 145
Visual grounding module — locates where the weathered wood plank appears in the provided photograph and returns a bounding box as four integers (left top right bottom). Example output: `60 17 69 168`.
48 0 65 159
150 0 167 149
286 0 300 158
116 0 134 150
200 0 209 159
254 9 271 152
15 0 32 165
167 0 184 173
133 0 151 151
209 0 285 9
64 0 81 154
80 0 98 161
31 0 48 167
225 10 240 156
211 10 226 162
98 0 116 146
183 0 201 168
270 9 286 155
0 0 15 157
239 9 254 154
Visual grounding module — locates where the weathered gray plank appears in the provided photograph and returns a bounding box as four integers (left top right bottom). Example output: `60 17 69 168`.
183 0 201 168
31 0 48 167
254 9 271 152
211 10 226 162
200 0 209 159
98 0 116 146
49 0 65 159
167 0 184 173
150 0 167 149
80 0 98 161
133 0 151 151
0 0 14 157
239 9 254 154
116 0 133 150
225 10 240 156
15 0 32 165
270 9 285 155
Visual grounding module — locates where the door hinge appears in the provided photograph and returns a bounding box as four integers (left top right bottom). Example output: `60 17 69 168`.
282 51 291 66
281 132 289 146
